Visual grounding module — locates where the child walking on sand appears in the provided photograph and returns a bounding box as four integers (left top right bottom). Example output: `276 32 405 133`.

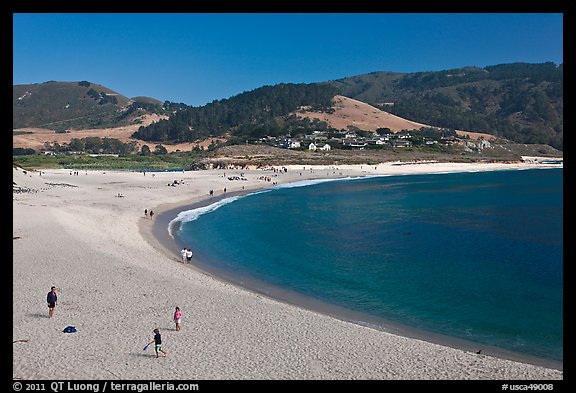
147 328 168 358
174 307 182 331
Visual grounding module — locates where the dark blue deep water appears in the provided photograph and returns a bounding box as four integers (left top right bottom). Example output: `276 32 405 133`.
170 168 563 362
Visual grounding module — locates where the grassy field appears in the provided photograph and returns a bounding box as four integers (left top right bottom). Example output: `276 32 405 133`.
13 141 562 171
13 152 202 171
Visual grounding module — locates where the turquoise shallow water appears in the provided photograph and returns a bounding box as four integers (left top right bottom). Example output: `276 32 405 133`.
170 168 563 362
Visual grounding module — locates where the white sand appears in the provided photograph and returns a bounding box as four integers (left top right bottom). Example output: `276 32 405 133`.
13 161 563 380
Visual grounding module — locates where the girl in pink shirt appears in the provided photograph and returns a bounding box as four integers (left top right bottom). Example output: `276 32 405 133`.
173 307 182 331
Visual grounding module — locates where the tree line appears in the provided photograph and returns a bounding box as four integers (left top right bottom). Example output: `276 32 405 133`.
385 63 563 149
22 136 171 156
133 62 562 150
132 83 339 143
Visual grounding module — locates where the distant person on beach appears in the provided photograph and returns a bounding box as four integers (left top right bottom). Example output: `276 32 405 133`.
47 286 57 318
149 210 154 219
185 248 193 262
173 307 182 331
180 248 187 262
144 209 148 217
147 328 167 358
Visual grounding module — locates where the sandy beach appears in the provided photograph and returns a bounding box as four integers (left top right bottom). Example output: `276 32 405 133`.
13 160 563 380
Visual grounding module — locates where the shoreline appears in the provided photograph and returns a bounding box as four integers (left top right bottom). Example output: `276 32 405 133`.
145 167 563 371
13 161 563 379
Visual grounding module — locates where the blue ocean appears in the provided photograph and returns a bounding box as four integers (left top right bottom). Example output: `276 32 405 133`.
169 168 563 363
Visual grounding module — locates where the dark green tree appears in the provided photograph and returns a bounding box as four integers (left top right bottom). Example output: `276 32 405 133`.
140 145 151 156
154 145 168 155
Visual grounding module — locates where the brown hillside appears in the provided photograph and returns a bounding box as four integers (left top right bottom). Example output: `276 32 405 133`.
294 95 495 140
12 114 223 153
13 95 496 153
294 95 430 132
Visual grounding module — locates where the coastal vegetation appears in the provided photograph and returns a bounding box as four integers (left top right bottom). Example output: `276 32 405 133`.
13 81 168 131
132 83 339 142
12 138 562 171
330 62 563 149
13 150 203 171
13 62 563 166
131 62 562 149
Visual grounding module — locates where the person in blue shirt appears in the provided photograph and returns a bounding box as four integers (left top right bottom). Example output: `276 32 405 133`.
147 328 168 358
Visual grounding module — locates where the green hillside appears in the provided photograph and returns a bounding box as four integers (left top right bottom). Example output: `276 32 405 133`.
326 62 563 149
14 62 563 151
130 96 164 106
132 83 338 142
13 81 134 130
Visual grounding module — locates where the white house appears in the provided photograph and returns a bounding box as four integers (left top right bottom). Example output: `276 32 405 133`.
308 142 317 151
319 143 331 151
392 140 412 148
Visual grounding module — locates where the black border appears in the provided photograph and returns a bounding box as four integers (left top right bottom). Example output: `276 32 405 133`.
7 2 572 389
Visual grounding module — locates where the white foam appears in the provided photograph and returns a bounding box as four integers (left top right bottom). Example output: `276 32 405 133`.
275 176 359 189
167 190 271 238
167 171 465 238
167 176 382 238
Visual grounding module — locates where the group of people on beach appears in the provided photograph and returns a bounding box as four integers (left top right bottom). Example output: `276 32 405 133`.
145 307 183 358
46 286 182 359
180 248 193 262
144 209 154 219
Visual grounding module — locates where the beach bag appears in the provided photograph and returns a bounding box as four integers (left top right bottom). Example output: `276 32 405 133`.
63 326 77 333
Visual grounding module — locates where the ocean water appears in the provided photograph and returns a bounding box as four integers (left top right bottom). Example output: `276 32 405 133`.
170 168 563 362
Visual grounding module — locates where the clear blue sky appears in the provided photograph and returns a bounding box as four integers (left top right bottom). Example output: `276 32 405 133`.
13 13 563 107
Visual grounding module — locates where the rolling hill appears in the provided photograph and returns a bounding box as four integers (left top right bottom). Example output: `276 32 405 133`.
131 62 562 149
13 62 563 153
292 95 493 140
325 62 563 149
13 81 164 131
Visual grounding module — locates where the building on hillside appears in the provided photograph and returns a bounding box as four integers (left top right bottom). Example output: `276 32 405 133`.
288 140 301 149
392 140 412 148
349 142 367 149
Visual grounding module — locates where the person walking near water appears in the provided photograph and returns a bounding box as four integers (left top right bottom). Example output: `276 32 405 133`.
173 307 182 331
185 248 193 262
180 248 187 263
149 210 154 219
147 328 167 358
47 286 57 318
